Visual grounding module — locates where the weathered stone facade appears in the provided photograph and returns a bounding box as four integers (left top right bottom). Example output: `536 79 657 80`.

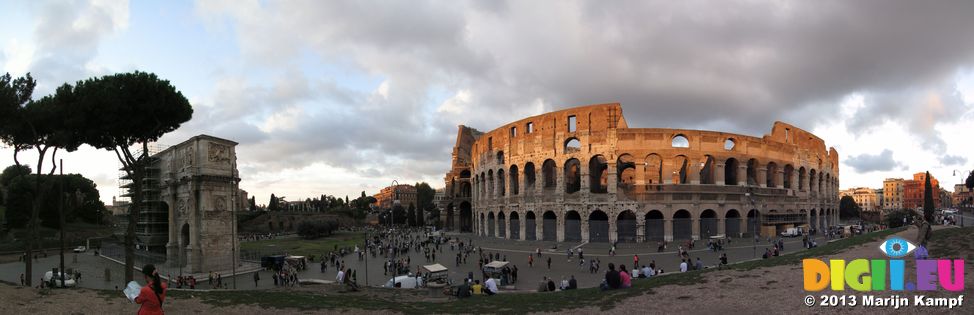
140 135 240 273
440 103 840 242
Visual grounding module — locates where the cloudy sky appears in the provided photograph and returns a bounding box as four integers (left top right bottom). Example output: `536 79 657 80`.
2 0 974 205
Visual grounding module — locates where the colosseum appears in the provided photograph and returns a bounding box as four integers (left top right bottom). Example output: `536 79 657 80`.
439 103 839 243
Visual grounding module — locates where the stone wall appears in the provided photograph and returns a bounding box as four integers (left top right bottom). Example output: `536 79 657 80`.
441 103 840 242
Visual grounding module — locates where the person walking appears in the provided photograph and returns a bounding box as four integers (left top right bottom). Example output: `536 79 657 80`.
253 271 260 287
547 256 552 270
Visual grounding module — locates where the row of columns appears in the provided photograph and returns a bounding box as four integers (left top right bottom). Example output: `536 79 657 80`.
471 207 842 242
473 160 838 201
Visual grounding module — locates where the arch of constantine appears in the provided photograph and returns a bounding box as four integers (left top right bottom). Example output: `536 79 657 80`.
440 103 839 243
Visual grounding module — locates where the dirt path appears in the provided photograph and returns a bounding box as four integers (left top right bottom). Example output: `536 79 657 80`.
551 226 971 314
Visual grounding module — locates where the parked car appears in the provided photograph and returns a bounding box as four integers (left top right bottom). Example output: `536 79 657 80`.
73 246 87 253
43 271 76 288
780 227 804 237
383 274 424 288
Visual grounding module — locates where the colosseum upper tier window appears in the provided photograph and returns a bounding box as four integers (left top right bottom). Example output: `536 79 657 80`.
671 135 690 148
724 138 735 150
565 138 581 153
568 115 577 132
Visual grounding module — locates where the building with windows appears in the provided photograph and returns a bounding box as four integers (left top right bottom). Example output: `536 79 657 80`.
883 178 905 210
373 184 417 209
903 172 940 210
439 103 840 242
841 187 882 212
954 184 973 209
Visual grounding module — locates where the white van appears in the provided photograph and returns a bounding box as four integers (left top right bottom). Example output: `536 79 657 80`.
383 275 424 288
780 227 804 237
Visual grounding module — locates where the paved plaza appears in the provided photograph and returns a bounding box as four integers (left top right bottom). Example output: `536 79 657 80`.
5 210 972 292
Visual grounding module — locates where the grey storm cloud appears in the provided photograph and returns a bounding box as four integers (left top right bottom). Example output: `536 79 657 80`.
184 0 974 180
939 154 968 167
845 150 902 173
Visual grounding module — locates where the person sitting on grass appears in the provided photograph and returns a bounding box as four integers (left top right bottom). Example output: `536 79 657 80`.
456 280 472 298
601 263 621 290
619 264 631 288
471 280 483 295
484 276 498 295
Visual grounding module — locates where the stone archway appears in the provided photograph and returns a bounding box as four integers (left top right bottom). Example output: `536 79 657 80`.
616 210 637 242
645 210 664 241
487 212 496 237
700 209 718 239
725 209 741 237
525 211 537 241
588 210 609 242
565 210 582 242
509 211 520 240
497 211 506 238
673 210 692 240
459 202 472 233
542 211 557 241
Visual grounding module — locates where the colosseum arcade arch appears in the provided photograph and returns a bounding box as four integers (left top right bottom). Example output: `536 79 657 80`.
543 159 557 191
673 210 692 240
509 211 520 240
459 202 472 232
509 165 519 195
784 164 794 189
524 163 536 194
497 211 506 238
725 158 739 185
645 210 664 241
525 211 537 240
746 158 759 186
747 209 760 237
565 158 581 194
725 209 741 237
700 155 716 184
542 211 557 241
498 169 506 197
616 210 637 242
700 209 718 239
588 210 609 242
487 212 496 237
673 155 689 184
565 210 582 242
589 155 608 193
645 154 663 186
617 154 636 191
487 170 494 197
565 138 581 154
